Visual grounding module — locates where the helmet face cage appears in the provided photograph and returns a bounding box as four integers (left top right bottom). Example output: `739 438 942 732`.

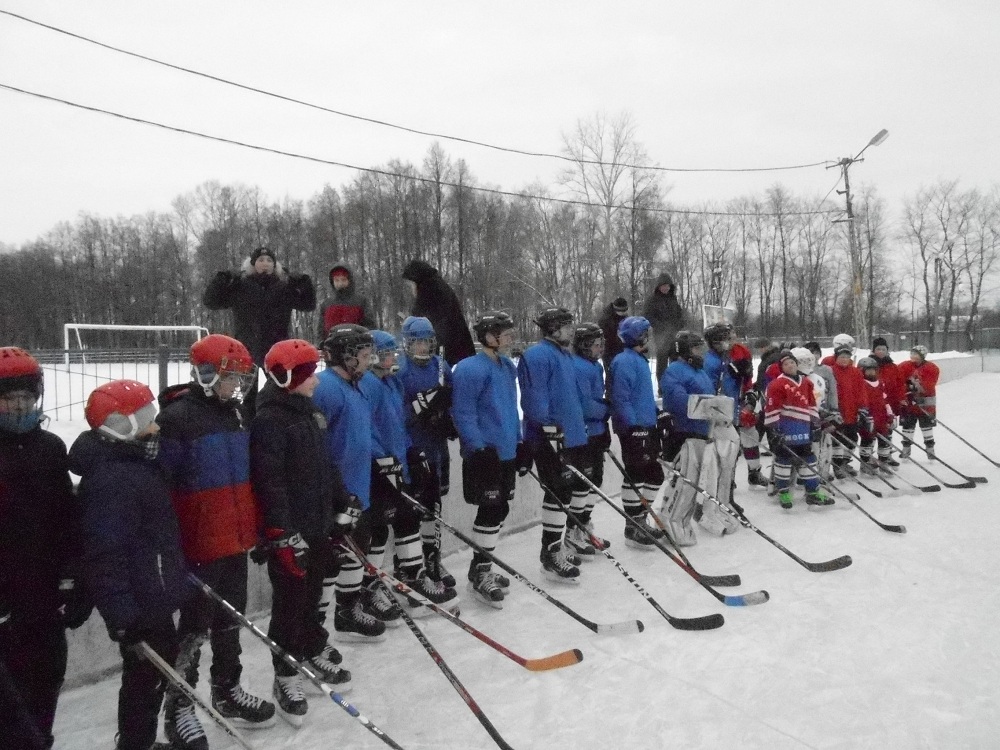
535 308 574 337
403 334 437 362
704 323 734 351
573 323 604 359
674 331 707 366
322 326 375 374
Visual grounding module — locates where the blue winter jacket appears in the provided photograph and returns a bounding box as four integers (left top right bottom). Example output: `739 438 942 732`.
398 353 452 462
69 431 191 633
660 359 715 437
359 371 413 483
609 348 658 433
572 354 609 438
703 349 741 421
313 367 374 508
452 351 520 461
517 339 588 449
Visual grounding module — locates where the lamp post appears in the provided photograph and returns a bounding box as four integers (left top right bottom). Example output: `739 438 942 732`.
828 129 889 342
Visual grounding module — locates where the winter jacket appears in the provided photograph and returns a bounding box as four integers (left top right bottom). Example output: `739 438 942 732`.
703 348 741 421
402 260 476 365
821 356 866 424
359 371 413 483
609 348 657 432
659 359 715 437
398 353 453 460
572 354 609 438
0 427 80 625
156 385 258 565
597 302 628 369
764 374 819 448
69 432 191 633
642 273 685 371
250 382 350 541
203 259 316 365
452 351 520 461
872 355 906 413
318 263 375 338
861 378 893 435
518 339 589 449
312 367 374 508
897 359 940 416
755 345 782 392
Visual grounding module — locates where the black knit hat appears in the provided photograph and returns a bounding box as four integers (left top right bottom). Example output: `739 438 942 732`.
250 247 276 264
612 297 628 314
871 336 889 350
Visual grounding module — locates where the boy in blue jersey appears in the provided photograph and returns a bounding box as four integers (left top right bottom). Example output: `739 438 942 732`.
360 331 459 616
313 324 389 642
517 307 589 584
397 316 456 588
566 322 612 558
452 312 522 607
608 316 666 549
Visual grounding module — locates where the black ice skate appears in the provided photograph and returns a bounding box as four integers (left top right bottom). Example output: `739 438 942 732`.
467 562 506 609
164 696 208 750
272 674 307 726
211 682 276 728
540 541 580 584
334 599 387 642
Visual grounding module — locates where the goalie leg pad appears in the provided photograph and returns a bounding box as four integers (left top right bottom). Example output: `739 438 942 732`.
660 439 705 546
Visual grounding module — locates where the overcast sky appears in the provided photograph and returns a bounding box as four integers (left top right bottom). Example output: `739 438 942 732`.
2 1 998 246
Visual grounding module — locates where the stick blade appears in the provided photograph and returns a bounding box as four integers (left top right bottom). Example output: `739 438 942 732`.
805 554 853 573
723 590 770 607
698 573 741 587
524 648 584 672
595 619 645 635
670 613 725 631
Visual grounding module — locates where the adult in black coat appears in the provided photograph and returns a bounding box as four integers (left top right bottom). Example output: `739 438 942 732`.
597 296 630 369
402 259 476 366
642 272 686 382
203 247 317 418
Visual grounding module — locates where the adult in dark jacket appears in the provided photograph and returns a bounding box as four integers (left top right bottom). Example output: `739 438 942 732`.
597 296 630 369
203 247 317 418
0 347 90 750
642 272 685 382
318 263 375 339
71 379 191 750
402 259 475 366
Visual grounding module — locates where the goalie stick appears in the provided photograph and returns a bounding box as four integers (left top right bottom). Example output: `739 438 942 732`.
603 448 742 587
395 488 643 635
342 536 584 671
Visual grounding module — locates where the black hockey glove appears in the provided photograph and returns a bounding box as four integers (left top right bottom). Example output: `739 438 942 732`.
857 407 874 433
728 358 753 381
266 528 309 579
372 456 404 490
656 410 673 444
766 430 785 453
742 390 760 411
514 441 534 477
332 494 363 538
625 426 657 467
58 577 93 630
406 446 433 490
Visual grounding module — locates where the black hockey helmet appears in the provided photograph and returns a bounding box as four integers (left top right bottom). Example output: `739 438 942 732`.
321 324 374 368
703 322 734 346
573 322 604 357
472 311 515 346
857 356 879 371
534 307 574 335
674 330 706 360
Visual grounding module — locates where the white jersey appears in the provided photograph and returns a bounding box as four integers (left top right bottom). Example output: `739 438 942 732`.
807 372 827 410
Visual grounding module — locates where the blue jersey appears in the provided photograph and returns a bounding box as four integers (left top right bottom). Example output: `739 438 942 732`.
359 371 412 483
452 351 520 461
397 353 452 461
609 348 658 433
571 354 609 438
517 339 588 449
703 349 740 421
312 367 373 509
659 359 715 437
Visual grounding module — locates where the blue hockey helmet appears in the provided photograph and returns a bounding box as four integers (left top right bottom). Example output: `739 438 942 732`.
401 316 437 361
371 330 399 355
618 316 652 347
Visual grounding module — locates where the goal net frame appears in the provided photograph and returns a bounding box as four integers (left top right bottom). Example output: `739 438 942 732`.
63 324 209 368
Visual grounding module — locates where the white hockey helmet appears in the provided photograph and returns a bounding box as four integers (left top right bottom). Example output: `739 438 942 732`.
790 347 815 375
832 333 856 352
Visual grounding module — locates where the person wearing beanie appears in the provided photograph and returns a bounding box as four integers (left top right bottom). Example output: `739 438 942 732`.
897 345 940 459
318 263 375 339
0 347 90 750
820 345 866 478
856 357 895 474
868 337 904 465
597 296 630 368
203 246 316 419
642 272 685 382
402 259 475 366
250 340 355 723
156 335 276 745
70 379 191 750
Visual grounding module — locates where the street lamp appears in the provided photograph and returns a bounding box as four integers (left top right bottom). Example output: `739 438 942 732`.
828 129 889 342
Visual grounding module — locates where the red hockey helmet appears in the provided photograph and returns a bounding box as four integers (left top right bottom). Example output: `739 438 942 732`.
85 379 157 440
264 339 320 390
190 334 254 394
0 347 43 396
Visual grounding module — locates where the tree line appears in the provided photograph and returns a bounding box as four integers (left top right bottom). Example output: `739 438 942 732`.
3 113 999 351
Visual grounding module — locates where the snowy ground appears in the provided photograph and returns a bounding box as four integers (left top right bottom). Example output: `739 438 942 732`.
51 371 1000 750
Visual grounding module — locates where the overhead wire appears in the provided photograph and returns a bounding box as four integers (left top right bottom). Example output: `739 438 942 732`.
0 83 838 218
0 8 833 176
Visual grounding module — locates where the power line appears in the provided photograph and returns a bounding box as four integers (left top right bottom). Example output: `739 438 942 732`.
0 82 838 218
0 8 832 176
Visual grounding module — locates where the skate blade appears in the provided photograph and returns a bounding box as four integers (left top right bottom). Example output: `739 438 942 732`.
540 566 580 585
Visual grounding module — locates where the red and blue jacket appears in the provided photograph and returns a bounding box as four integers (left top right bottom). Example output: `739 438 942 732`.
764 373 819 447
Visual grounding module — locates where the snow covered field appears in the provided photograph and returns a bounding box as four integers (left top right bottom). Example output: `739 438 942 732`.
50 370 1000 749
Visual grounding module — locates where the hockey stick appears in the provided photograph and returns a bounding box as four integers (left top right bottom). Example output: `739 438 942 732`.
133 641 255 750
917 405 1000 467
365 549 516 750
873 434 941 491
779 448 907 534
395 488 643 635
557 467 768 608
890 425 986 484
530 470 727 630
603 448 742 587
189 574 408 749
657 459 853 573
826 433 909 497
342 537 583 670
0 655 47 750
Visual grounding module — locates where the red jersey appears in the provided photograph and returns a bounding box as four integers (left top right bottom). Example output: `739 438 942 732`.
897 359 940 416
821 355 866 424
764 373 819 447
861 377 893 436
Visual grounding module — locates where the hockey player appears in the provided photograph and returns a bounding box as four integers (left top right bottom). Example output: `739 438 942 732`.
0 347 90 750
822 339 865 479
157 335 275 748
897 345 940 459
250 340 358 724
608 316 666 549
312 325 392 641
763 351 831 509
71 380 191 750
517 307 589 583
567 322 612 557
856 357 895 473
657 331 715 545
398 316 455 587
869 337 903 466
790 346 836 482
729 342 768 487
359 331 458 616
451 312 522 607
